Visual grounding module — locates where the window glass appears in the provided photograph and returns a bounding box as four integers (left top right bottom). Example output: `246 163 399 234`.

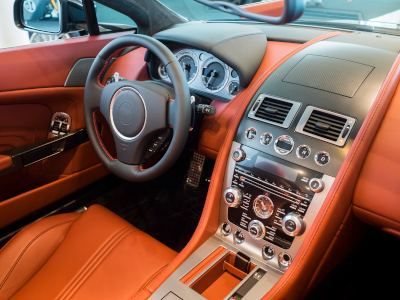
94 2 137 31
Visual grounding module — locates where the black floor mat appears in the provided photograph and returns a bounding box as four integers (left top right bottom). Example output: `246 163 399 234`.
305 227 400 299
86 151 214 252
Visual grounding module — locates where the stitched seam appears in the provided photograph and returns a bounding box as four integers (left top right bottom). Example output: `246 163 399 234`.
92 110 116 160
269 47 400 299
208 33 264 52
0 219 77 290
353 205 400 224
138 32 342 295
97 45 136 87
133 62 148 81
130 265 169 300
125 0 152 35
63 228 140 300
58 226 133 300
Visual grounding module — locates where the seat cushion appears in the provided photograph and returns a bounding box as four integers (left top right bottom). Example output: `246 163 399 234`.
0 205 177 300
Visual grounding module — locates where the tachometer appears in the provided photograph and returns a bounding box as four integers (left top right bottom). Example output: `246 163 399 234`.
176 50 198 83
201 58 229 92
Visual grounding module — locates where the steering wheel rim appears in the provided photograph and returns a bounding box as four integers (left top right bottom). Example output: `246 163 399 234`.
84 34 191 182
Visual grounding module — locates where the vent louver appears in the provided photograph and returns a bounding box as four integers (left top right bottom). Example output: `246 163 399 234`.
303 110 347 141
255 97 294 125
295 106 356 147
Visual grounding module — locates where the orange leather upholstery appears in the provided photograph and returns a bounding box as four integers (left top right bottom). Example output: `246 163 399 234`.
0 205 176 300
0 155 12 171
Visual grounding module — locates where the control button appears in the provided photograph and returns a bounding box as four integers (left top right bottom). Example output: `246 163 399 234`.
342 125 351 138
262 245 275 260
234 230 245 244
52 121 60 132
309 178 324 193
315 151 330 166
245 127 257 140
282 213 306 236
221 222 231 236
274 135 294 155
223 186 242 208
260 133 273 146
248 220 266 240
59 116 65 122
232 148 246 162
296 145 311 159
278 252 292 268
253 195 274 219
55 116 59 120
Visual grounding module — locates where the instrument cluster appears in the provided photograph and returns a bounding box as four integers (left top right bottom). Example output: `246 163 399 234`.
157 49 242 102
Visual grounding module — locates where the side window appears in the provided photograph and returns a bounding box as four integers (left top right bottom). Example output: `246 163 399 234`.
94 2 137 33
0 0 88 49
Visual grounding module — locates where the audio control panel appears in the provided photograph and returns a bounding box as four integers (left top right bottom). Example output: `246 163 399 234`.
226 145 323 250
218 141 335 272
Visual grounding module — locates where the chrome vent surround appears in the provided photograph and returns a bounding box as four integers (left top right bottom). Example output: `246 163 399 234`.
248 94 301 128
295 106 356 147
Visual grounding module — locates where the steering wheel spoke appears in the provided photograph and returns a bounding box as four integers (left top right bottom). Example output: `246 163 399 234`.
84 34 191 182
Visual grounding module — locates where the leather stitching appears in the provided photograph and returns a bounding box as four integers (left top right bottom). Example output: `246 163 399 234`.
269 47 400 298
133 62 148 81
62 228 140 300
97 45 136 87
130 265 169 300
0 219 77 291
92 110 116 161
58 225 134 299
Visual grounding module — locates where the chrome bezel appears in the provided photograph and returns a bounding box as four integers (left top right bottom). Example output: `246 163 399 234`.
274 135 294 156
277 252 292 268
253 195 274 219
109 87 147 141
157 63 169 80
260 132 273 146
309 178 325 193
245 127 257 140
296 145 311 159
223 186 242 208
221 222 232 236
234 230 245 244
201 56 230 93
176 49 199 84
315 151 330 166
248 220 267 240
262 245 275 260
295 106 357 147
248 94 302 129
231 148 246 162
226 81 241 97
282 212 305 237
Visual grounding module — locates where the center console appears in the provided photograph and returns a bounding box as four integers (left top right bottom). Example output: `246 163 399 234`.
150 32 398 300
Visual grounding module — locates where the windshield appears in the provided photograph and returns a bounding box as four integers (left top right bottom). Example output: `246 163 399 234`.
159 0 400 31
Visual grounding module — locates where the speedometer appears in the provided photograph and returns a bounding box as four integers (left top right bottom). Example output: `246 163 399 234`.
201 58 229 92
176 50 198 83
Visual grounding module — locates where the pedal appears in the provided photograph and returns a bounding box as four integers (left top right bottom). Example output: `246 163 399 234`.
186 152 206 188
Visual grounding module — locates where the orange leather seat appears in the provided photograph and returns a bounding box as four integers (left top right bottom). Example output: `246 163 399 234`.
0 205 177 300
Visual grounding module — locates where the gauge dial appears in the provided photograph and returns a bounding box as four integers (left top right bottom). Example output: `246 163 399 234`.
228 81 241 96
158 63 168 80
253 195 274 219
201 59 228 92
176 50 198 84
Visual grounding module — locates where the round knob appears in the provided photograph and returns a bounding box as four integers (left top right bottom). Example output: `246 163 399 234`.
232 148 246 162
278 252 292 268
248 220 266 240
309 178 324 193
282 213 306 236
223 186 242 207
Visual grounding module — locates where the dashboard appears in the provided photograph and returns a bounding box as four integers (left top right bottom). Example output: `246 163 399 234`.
150 48 242 102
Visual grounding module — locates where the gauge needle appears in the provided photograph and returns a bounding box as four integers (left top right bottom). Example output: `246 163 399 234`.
206 70 217 87
230 86 238 94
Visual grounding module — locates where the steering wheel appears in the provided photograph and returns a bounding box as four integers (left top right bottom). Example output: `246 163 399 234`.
84 35 191 182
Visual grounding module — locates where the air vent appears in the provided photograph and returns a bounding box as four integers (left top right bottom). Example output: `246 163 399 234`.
248 94 301 128
295 106 356 147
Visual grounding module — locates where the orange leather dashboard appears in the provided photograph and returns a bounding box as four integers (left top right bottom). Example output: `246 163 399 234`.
353 83 400 234
0 155 12 171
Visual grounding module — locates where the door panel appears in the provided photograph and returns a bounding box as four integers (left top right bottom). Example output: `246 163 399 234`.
0 31 145 228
